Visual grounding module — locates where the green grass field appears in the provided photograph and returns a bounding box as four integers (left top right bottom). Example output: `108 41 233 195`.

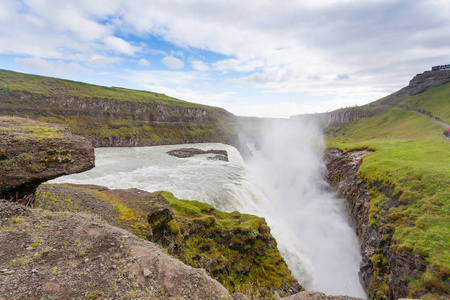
0 69 203 108
326 106 449 297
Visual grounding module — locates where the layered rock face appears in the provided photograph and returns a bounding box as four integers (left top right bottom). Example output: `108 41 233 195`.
1 90 218 123
0 86 238 148
325 107 382 127
324 149 430 299
0 116 94 204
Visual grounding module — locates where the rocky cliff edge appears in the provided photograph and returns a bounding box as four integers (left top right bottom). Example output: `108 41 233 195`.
0 116 95 204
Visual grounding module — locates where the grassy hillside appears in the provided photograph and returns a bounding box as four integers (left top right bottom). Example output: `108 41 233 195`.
0 69 200 107
326 106 449 297
0 69 237 147
373 81 450 124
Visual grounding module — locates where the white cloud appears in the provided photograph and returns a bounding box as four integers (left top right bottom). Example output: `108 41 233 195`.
80 54 123 68
162 56 185 69
191 60 210 71
2 0 450 117
0 0 21 21
214 58 265 73
138 58 151 66
104 36 140 55
121 70 199 89
15 57 92 75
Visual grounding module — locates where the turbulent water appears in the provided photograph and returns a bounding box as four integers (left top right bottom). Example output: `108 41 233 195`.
50 119 366 298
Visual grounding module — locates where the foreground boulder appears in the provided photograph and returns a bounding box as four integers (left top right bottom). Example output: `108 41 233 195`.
0 116 94 204
36 184 303 299
0 200 231 299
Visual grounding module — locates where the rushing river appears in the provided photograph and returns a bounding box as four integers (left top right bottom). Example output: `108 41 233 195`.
50 119 366 298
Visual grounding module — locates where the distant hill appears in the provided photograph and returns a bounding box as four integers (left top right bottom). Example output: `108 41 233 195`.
292 70 450 128
0 69 238 148
324 71 450 299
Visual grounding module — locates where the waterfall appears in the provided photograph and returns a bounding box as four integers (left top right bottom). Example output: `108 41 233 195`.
50 119 366 297
235 118 366 297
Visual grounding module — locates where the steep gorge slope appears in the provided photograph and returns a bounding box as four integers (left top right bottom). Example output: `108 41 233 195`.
324 72 450 299
0 69 238 148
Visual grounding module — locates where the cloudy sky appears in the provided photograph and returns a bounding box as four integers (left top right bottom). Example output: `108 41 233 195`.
1 0 449 118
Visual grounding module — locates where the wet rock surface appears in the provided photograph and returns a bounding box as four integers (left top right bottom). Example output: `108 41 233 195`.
0 116 94 204
167 147 229 161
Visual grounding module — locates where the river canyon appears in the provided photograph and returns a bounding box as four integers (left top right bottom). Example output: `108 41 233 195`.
50 118 367 298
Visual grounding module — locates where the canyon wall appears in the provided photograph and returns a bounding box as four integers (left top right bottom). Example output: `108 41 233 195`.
0 88 239 148
324 148 443 299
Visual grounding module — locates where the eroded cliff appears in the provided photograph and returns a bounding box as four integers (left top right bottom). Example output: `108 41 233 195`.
0 116 94 204
324 148 448 299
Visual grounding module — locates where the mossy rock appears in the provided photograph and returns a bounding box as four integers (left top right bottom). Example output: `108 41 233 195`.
156 191 303 298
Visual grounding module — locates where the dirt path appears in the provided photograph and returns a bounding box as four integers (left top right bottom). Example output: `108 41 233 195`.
380 105 450 139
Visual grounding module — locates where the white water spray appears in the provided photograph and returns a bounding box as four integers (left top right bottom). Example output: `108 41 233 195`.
239 117 366 297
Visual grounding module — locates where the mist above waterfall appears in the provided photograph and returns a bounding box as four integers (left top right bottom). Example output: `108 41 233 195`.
242 117 366 297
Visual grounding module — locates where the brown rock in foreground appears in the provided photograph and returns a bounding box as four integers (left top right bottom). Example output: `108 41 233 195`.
36 184 303 299
0 200 231 300
0 116 94 204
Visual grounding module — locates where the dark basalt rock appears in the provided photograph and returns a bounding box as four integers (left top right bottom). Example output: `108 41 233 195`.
167 148 229 162
0 116 94 204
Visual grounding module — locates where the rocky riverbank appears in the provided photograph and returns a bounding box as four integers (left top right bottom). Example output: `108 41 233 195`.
35 184 303 298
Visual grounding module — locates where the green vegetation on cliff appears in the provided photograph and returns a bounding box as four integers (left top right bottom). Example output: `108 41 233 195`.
156 191 302 298
326 98 449 298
